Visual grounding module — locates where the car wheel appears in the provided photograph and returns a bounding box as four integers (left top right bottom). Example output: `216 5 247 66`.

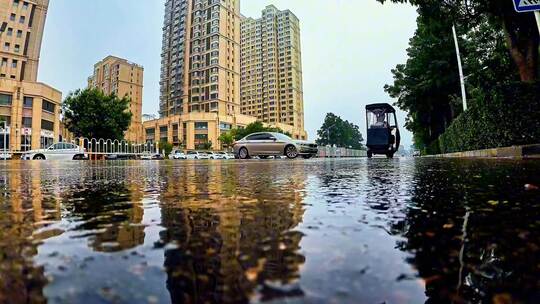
33 154 45 160
302 154 313 159
285 145 299 159
238 147 250 159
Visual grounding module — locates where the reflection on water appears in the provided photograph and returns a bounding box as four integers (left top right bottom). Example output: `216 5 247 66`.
0 159 538 303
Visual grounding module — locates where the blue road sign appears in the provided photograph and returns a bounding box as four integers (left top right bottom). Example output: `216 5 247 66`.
513 0 540 12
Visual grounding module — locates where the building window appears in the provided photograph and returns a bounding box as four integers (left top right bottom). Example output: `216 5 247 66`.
40 136 53 149
3 43 9 51
19 16 25 24
1 58 7 67
14 45 20 53
16 30 22 38
20 136 31 152
6 28 12 36
159 126 168 133
10 14 16 22
41 119 54 131
22 2 28 10
42 100 56 113
11 60 17 68
194 122 208 130
23 96 33 107
0 94 12 106
22 117 32 127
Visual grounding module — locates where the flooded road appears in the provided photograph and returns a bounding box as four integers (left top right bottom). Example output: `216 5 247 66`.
0 158 539 304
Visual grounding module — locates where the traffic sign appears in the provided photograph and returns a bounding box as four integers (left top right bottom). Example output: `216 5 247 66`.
513 0 540 12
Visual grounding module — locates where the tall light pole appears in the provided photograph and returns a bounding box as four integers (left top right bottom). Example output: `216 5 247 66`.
452 25 468 111
326 123 337 146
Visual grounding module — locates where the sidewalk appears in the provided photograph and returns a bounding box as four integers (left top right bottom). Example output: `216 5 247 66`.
428 144 540 159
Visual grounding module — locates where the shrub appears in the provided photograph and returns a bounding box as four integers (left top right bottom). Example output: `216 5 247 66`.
433 81 540 154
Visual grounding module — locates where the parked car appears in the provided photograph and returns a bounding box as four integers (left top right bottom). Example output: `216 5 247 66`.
21 142 87 161
186 151 210 160
207 152 224 159
141 153 164 160
0 152 12 160
233 132 318 159
169 150 187 160
217 152 235 160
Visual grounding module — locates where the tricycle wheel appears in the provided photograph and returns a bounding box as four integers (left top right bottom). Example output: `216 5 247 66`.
386 152 394 159
367 150 373 158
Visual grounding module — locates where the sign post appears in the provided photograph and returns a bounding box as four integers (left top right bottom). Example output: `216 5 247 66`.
512 0 540 34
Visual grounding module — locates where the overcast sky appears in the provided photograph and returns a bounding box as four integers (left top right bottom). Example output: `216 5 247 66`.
39 0 418 147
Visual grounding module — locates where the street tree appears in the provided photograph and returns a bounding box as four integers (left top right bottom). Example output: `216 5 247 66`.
376 0 539 82
158 141 173 157
218 132 235 149
62 88 132 140
316 113 364 149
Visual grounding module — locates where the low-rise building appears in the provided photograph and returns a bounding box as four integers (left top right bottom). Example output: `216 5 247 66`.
142 113 306 150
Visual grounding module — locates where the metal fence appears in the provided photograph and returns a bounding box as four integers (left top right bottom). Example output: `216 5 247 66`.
317 146 367 158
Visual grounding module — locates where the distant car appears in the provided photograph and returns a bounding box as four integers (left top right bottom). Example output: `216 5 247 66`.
21 142 87 161
233 132 318 159
413 150 421 157
186 151 210 160
141 153 164 160
207 152 224 159
169 150 187 160
218 152 236 160
0 152 12 160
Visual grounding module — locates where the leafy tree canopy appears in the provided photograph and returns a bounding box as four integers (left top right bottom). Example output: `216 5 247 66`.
377 0 539 82
223 121 292 141
62 88 132 141
316 113 364 149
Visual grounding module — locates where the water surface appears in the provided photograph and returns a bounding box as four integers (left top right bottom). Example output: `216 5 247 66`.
0 159 539 303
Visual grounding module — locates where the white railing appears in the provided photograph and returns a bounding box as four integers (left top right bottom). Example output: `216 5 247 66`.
317 146 367 158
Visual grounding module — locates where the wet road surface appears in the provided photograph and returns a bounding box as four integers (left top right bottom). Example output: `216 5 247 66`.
0 158 539 304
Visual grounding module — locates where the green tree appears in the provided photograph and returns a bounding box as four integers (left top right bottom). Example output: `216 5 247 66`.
218 132 235 150
158 141 173 157
62 88 132 140
315 113 364 149
377 0 539 82
229 121 292 141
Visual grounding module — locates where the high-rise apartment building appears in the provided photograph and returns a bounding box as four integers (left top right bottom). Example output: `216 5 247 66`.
241 5 306 138
88 56 144 142
159 0 240 117
0 0 62 151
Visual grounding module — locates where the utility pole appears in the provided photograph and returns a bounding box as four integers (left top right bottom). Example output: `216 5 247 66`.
452 25 467 111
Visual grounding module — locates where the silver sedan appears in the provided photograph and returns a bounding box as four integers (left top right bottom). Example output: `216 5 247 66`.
233 132 318 159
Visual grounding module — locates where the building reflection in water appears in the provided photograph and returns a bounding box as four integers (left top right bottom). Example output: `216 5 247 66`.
157 162 307 303
0 161 58 304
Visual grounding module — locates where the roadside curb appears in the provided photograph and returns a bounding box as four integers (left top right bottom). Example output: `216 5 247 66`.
425 144 540 159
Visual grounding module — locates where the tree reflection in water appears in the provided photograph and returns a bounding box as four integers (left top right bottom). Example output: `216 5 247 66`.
389 159 540 303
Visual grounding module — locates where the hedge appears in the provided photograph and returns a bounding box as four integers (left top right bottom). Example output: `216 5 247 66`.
429 81 540 154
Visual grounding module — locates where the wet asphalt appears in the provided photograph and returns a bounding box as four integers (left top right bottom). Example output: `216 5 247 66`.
0 158 539 304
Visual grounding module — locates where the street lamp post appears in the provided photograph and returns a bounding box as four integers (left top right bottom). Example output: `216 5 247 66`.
452 24 468 111
326 123 337 145
0 121 6 160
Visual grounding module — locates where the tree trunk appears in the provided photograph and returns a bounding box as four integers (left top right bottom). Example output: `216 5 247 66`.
501 13 539 82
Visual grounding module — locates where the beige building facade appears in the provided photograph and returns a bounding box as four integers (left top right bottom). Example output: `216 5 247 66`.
0 0 62 151
142 112 302 150
241 5 306 138
88 56 144 142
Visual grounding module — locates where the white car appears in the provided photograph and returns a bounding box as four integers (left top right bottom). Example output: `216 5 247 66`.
22 142 87 161
169 150 187 160
0 152 12 160
208 152 225 159
186 151 210 159
215 152 235 159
